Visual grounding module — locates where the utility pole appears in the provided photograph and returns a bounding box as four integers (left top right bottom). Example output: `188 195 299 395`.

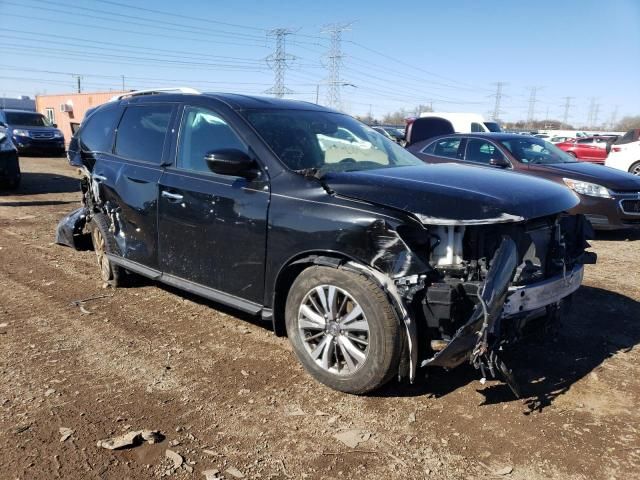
491 82 506 121
526 86 541 129
265 28 295 98
593 103 600 129
73 75 82 93
121 75 125 91
561 96 574 126
322 23 351 110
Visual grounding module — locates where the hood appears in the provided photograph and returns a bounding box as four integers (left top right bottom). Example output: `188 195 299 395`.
324 164 579 225
538 162 640 191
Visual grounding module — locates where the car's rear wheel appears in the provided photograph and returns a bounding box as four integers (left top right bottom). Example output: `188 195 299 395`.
629 161 640 176
285 266 402 394
90 213 124 287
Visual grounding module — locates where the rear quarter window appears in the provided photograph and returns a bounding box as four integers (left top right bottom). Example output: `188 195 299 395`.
114 105 173 163
79 104 122 153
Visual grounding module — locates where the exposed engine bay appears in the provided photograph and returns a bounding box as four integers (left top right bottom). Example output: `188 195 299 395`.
394 214 595 396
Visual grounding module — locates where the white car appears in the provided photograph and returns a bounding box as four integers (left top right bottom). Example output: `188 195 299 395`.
605 129 640 175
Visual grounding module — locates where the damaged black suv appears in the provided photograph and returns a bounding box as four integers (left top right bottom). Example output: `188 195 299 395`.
58 89 594 394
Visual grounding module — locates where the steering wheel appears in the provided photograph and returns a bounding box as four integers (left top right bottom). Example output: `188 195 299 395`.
339 158 356 164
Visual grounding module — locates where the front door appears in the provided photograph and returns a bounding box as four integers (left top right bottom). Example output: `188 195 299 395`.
158 105 270 304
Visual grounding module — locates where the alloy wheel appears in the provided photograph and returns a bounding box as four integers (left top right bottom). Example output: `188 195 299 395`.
297 285 370 375
92 227 111 282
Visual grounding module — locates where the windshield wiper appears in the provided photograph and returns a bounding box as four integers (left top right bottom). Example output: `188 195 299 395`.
294 167 334 194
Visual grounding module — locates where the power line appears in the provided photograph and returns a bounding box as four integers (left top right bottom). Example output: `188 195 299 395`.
322 23 351 110
264 29 296 98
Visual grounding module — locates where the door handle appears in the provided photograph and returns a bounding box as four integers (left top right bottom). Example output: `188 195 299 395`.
93 173 107 182
161 190 184 201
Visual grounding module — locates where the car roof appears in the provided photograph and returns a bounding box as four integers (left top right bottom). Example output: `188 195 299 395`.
128 92 336 113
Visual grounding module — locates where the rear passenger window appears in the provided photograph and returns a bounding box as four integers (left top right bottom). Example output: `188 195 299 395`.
471 122 484 132
431 138 462 158
115 105 173 163
79 104 121 153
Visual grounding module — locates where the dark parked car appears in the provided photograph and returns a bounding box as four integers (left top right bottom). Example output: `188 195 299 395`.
0 125 20 188
56 89 593 395
0 109 65 156
408 133 640 230
372 126 405 146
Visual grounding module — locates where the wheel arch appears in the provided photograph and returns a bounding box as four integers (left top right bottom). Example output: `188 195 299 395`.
270 250 415 382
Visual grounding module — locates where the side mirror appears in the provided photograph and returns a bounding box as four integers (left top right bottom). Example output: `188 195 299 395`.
489 157 509 168
204 149 256 178
52 123 58 128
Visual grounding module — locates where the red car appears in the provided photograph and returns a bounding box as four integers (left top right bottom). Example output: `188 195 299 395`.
556 136 611 164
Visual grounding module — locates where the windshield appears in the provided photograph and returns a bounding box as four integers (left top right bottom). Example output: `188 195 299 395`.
484 121 501 132
244 110 423 174
500 137 577 164
5 112 51 127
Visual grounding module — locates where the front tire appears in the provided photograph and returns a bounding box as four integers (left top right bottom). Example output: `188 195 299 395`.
629 161 640 176
285 266 402 394
89 213 124 287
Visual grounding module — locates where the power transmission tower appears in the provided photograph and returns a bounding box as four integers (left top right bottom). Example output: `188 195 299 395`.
586 97 598 128
322 23 351 110
609 105 619 130
526 86 542 128
264 28 295 98
491 82 506 120
561 96 574 125
593 103 600 128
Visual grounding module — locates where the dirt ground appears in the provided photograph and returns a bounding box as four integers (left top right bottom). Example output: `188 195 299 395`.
1 156 639 480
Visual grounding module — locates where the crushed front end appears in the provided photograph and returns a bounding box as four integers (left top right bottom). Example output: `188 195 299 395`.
395 214 595 394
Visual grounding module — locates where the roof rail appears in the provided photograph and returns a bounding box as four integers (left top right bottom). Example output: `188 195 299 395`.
110 87 201 102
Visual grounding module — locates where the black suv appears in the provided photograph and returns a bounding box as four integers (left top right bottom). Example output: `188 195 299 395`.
57 89 594 394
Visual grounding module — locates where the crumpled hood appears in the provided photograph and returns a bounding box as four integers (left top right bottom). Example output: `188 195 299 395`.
324 164 579 225
541 162 640 191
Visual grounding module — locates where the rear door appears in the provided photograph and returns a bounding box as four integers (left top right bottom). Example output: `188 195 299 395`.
93 102 177 270
158 103 270 304
418 136 466 164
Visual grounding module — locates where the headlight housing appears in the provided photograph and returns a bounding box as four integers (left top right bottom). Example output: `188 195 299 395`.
53 130 64 138
13 128 30 137
563 178 611 198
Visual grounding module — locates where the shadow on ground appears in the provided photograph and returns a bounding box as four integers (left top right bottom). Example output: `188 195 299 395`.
595 229 640 241
373 286 640 408
0 171 81 198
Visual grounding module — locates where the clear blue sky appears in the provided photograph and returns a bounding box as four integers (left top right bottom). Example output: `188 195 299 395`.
0 0 638 126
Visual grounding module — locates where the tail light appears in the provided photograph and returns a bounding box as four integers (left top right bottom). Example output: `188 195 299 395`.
612 147 622 152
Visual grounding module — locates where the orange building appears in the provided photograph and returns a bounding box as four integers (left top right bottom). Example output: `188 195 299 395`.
35 91 127 146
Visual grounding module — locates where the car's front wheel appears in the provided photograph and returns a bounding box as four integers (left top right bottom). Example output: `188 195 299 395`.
285 266 402 394
629 161 640 176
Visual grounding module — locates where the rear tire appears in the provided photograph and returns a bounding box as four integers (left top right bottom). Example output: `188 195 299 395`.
285 266 402 394
89 213 124 287
629 161 640 176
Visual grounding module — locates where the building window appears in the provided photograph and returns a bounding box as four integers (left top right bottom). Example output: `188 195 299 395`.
45 107 55 124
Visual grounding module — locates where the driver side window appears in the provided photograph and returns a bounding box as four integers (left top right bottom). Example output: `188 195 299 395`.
177 106 246 174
